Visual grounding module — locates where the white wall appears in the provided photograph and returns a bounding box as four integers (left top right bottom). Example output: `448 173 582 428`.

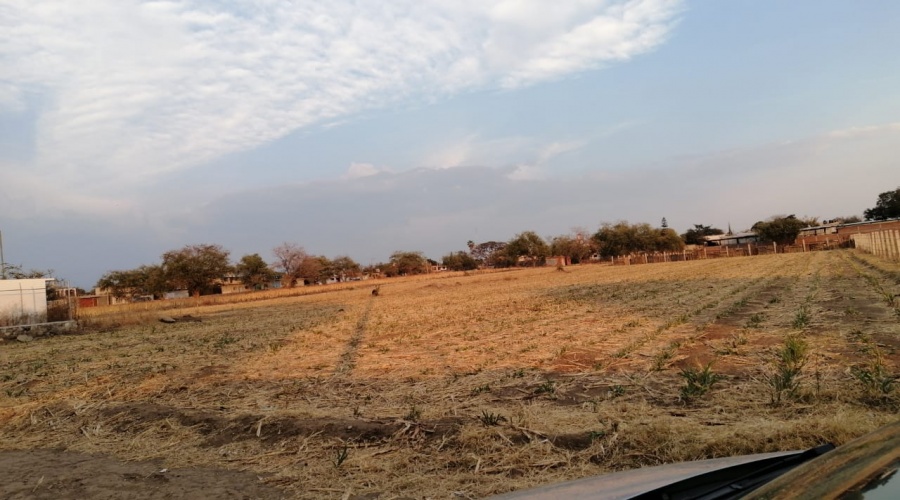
0 279 48 325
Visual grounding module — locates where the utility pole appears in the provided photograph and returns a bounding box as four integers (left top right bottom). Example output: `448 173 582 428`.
0 229 6 279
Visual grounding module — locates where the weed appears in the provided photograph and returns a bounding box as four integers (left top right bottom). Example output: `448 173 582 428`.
768 335 807 404
769 296 780 304
511 369 525 378
792 305 811 329
745 313 765 329
843 307 860 318
589 430 606 441
478 410 507 426
404 406 421 421
680 362 722 401
534 379 556 395
652 343 679 371
333 446 350 468
470 384 491 396
851 351 897 400
214 334 238 349
608 385 626 398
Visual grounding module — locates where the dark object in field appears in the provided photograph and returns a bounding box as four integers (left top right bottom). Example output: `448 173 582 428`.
372 286 381 296
159 315 202 324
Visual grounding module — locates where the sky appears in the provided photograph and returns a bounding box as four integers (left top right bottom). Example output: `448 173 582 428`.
1 0 898 288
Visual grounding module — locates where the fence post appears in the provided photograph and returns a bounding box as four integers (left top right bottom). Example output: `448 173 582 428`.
773 242 777 254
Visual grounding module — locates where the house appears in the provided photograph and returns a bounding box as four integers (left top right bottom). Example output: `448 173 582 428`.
703 232 759 246
218 274 248 294
798 222 841 237
546 256 569 267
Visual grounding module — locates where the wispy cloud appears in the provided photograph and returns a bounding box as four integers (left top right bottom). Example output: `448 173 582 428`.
1 0 682 197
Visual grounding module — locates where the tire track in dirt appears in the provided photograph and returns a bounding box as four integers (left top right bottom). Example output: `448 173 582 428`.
334 296 375 376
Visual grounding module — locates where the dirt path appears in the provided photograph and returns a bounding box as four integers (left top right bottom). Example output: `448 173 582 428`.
0 449 286 499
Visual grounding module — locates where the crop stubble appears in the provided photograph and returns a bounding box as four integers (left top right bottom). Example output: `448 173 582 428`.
1 250 898 499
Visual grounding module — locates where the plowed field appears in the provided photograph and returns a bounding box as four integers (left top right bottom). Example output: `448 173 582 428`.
2 250 898 498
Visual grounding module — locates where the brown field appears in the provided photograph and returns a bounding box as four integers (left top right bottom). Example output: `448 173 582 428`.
2 250 899 499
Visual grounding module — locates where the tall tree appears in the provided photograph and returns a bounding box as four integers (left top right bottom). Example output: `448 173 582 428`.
505 231 550 267
331 256 362 281
469 241 509 267
235 254 276 290
389 251 428 275
442 251 478 271
2 263 53 279
272 242 309 287
549 234 594 264
593 221 683 257
751 215 807 245
863 187 900 221
96 265 167 299
161 244 232 297
681 224 724 245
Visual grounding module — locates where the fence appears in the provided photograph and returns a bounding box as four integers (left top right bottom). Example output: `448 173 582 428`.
605 239 850 266
851 230 900 262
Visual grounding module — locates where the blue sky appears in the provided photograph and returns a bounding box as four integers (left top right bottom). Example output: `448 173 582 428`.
1 0 898 288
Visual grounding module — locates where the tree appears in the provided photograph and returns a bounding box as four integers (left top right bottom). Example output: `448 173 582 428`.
331 256 361 281
442 251 478 271
505 231 550 267
469 241 509 267
389 251 428 275
235 254 276 290
863 187 900 221
549 234 594 264
307 255 333 284
681 224 724 245
661 217 668 228
656 228 686 252
96 265 167 299
161 244 232 297
2 263 53 279
272 242 309 287
751 215 807 245
592 221 683 257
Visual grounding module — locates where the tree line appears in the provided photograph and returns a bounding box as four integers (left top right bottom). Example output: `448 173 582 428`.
91 187 900 299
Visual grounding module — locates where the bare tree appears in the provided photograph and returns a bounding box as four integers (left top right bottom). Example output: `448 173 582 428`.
272 243 308 288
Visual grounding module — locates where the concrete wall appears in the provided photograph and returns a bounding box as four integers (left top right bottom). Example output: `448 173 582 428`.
0 279 48 325
852 230 900 262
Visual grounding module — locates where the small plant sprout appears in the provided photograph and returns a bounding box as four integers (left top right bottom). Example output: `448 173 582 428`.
404 406 422 421
333 445 350 468
851 350 897 401
792 305 811 329
478 410 507 426
534 379 556 395
768 335 808 404
679 362 722 401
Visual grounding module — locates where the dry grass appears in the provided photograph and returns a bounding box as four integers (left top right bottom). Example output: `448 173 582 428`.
1 250 899 498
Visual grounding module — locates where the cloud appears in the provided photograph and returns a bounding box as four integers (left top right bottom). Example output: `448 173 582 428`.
342 162 382 179
1 0 683 198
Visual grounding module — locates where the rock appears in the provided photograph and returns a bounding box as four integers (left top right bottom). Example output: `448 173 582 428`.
159 317 177 324
16 335 33 342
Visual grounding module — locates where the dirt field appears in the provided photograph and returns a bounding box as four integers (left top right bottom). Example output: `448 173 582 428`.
2 250 899 499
